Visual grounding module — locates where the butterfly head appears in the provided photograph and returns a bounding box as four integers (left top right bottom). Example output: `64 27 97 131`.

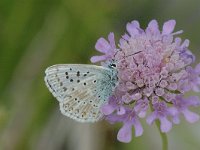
108 60 117 69
102 59 117 69
101 59 117 70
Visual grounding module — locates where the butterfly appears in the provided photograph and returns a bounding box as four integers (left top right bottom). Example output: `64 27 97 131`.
44 62 118 123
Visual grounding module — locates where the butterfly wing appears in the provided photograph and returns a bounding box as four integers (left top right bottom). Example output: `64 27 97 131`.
44 64 116 122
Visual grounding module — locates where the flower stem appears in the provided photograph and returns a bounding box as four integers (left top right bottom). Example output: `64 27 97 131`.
155 120 168 150
150 104 168 150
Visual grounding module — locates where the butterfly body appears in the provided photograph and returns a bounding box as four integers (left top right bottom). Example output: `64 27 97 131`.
44 64 118 122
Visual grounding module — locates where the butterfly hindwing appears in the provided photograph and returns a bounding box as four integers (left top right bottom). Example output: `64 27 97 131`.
59 77 104 122
44 64 116 122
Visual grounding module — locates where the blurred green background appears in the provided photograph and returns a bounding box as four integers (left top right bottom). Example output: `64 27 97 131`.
0 0 200 150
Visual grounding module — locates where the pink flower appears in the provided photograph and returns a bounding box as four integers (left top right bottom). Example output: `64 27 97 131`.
91 19 200 143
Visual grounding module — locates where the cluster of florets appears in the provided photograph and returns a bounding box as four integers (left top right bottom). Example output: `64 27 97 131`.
91 20 200 143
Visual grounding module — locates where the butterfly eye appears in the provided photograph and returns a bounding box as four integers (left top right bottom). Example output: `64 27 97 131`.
111 64 117 68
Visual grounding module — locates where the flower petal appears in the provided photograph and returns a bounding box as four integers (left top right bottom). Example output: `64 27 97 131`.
192 84 200 92
133 120 143 137
90 55 106 63
167 107 178 116
122 34 130 40
138 111 147 118
95 38 111 53
172 115 180 124
160 117 172 133
106 114 121 124
100 104 115 115
186 96 200 107
195 63 200 74
122 93 133 103
146 112 157 125
182 109 200 123
126 20 140 36
162 20 176 35
197 77 200 84
108 32 116 49
175 37 182 46
146 20 159 34
117 106 126 115
117 123 132 143
181 39 190 48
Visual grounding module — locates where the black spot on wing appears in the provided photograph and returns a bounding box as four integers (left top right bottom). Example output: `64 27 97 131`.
63 87 67 91
77 71 80 77
46 79 56 93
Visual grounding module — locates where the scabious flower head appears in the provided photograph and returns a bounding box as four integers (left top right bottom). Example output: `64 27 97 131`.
91 19 200 143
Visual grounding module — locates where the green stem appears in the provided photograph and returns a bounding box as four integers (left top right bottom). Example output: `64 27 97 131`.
150 104 168 150
155 118 168 150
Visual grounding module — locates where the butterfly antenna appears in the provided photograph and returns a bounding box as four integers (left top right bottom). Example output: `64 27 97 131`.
114 51 142 65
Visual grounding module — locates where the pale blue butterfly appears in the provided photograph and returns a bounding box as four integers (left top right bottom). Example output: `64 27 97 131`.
44 61 118 122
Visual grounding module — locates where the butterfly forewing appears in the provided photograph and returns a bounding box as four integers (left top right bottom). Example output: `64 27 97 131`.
44 64 116 122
